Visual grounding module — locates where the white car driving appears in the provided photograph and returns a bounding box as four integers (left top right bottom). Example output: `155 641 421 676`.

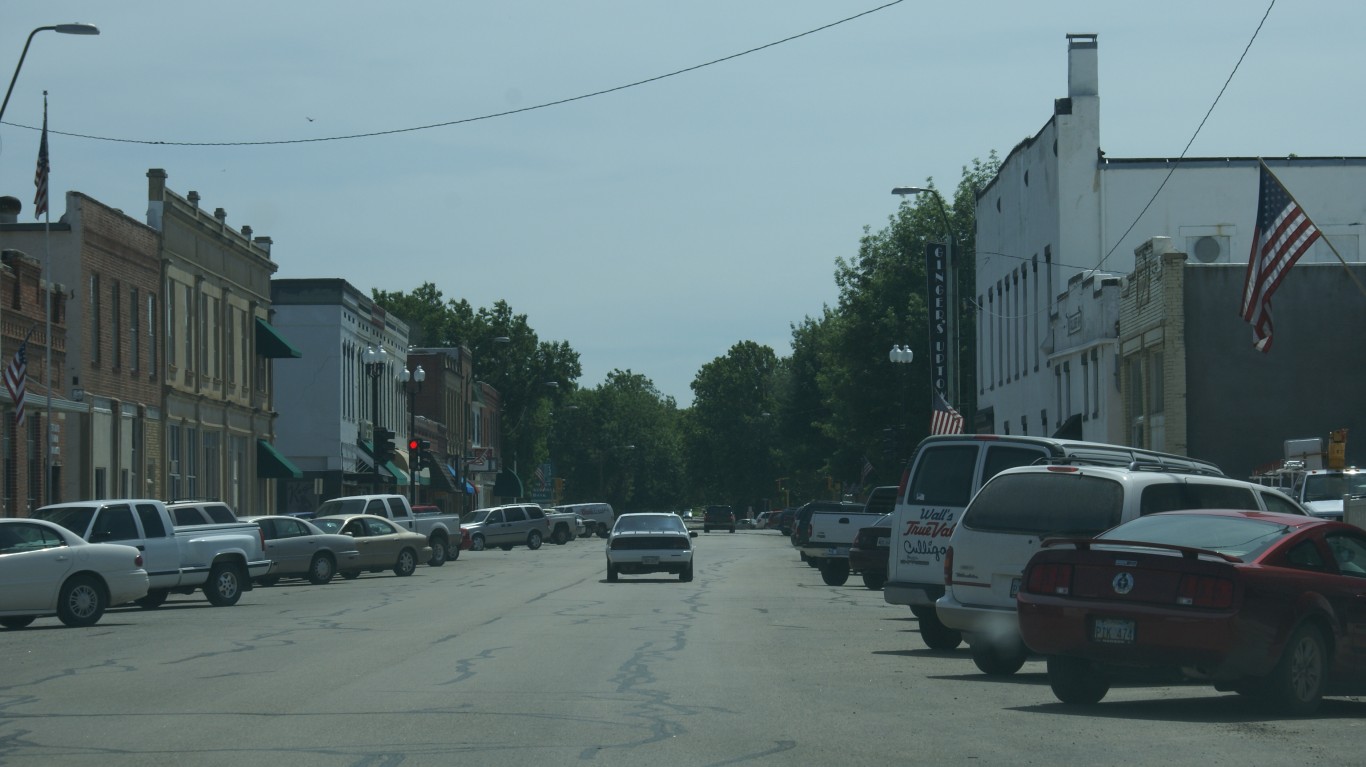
606 513 697 582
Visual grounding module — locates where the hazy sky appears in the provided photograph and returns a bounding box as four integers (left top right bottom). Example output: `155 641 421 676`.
1 1 1357 406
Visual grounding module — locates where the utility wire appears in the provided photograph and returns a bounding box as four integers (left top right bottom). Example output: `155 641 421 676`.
1089 0 1275 274
0 1 906 147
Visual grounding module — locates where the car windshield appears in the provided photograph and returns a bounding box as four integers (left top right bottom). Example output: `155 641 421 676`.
461 510 491 525
1301 473 1366 503
615 515 685 533
1098 514 1294 560
311 518 344 534
32 506 97 535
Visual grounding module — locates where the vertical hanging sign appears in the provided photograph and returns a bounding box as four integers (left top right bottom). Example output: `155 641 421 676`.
926 242 950 400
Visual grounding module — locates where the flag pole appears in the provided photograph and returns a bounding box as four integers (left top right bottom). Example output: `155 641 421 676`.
40 92 52 504
1259 159 1366 299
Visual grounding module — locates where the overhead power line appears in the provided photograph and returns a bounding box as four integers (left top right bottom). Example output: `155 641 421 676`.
0 1 906 147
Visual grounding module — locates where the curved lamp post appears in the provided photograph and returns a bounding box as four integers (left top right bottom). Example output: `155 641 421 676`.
1 23 100 125
893 185 957 407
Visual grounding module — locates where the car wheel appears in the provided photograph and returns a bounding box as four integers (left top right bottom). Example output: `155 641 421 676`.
806 557 819 568
1047 656 1110 705
607 561 618 582
448 544 461 561
471 534 486 552
527 530 543 550
552 527 568 545
57 575 107 627
341 570 361 580
704 526 710 533
308 553 336 585
0 616 36 629
861 572 886 590
598 527 610 539
428 537 448 567
500 544 514 551
680 562 694 582
135 589 169 610
971 639 1029 676
1257 623 1327 715
256 576 280 588
819 560 850 586
394 548 418 577
204 563 244 607
916 610 964 651
729 527 735 533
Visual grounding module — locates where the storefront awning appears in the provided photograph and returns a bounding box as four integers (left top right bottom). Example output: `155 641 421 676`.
426 459 459 493
256 317 303 359
384 461 409 485
257 439 303 479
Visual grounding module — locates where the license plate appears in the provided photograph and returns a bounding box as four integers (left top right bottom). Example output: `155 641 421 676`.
826 547 840 557
642 556 659 565
1092 618 1135 644
876 537 890 548
1009 577 1021 598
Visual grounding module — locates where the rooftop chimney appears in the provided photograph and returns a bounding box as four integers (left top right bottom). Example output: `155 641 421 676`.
187 191 200 208
1066 33 1098 99
147 168 167 230
254 236 272 256
242 225 252 240
214 207 227 226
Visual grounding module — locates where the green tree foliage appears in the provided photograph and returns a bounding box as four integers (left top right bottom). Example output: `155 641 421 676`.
686 341 780 514
551 370 684 511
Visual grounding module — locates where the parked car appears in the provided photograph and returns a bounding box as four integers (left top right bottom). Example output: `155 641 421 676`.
703 505 736 533
777 507 799 536
0 518 149 628
606 512 698 582
937 462 1314 676
1018 509 1366 714
240 515 361 585
310 515 431 578
315 494 459 566
460 504 550 551
555 502 614 538
848 513 893 590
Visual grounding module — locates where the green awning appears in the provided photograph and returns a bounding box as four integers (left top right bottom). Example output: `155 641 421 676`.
427 460 459 493
384 462 409 485
256 317 303 359
257 439 303 479
493 468 523 498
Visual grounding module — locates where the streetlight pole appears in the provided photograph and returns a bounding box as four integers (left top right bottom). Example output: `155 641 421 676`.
0 23 99 127
363 345 387 488
892 186 958 408
401 364 425 505
889 345 914 462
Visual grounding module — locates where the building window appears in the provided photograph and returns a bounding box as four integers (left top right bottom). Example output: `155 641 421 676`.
165 278 176 368
226 307 236 387
1093 349 1103 419
1128 357 1145 448
182 283 193 374
1020 268 1028 378
27 416 41 510
978 294 985 395
130 289 140 373
111 281 122 370
185 427 199 499
89 274 101 366
203 432 220 501
168 423 181 501
148 294 157 377
1081 353 1090 420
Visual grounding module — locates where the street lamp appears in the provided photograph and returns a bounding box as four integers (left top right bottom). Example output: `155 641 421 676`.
363 345 387 487
889 345 914 462
1 23 100 125
401 364 426 505
893 185 958 408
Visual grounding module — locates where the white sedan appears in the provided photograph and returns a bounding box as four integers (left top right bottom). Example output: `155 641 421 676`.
606 512 697 582
0 518 149 629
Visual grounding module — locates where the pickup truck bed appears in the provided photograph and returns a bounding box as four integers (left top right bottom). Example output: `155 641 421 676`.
801 509 884 587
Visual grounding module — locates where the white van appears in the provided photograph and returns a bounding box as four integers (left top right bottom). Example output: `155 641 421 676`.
555 503 614 538
936 462 1310 675
884 435 1222 650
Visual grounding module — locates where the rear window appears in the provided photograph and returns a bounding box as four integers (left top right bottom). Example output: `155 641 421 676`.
963 473 1124 536
864 487 899 515
1139 482 1259 515
909 446 978 506
1098 514 1293 560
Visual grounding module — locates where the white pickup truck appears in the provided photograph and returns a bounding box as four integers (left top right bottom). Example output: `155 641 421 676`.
799 505 885 586
314 493 461 565
34 499 272 608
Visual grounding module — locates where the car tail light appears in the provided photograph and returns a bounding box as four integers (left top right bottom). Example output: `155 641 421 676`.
1177 574 1233 608
1024 563 1073 595
943 545 954 585
134 553 144 567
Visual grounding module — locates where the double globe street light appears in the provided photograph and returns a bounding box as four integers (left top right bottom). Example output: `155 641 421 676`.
401 364 426 504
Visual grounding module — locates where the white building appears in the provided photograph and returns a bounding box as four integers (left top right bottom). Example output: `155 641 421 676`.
973 33 1366 445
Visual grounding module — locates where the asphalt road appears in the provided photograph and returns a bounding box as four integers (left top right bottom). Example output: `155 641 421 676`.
1 529 1359 766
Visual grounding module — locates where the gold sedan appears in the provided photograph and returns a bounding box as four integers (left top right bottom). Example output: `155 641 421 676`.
310 514 432 579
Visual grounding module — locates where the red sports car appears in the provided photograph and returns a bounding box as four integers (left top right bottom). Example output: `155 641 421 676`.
1017 509 1366 714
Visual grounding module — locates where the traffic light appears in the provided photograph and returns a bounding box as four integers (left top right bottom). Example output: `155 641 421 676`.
374 428 396 464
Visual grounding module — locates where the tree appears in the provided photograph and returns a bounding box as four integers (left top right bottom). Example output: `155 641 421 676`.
686 341 780 514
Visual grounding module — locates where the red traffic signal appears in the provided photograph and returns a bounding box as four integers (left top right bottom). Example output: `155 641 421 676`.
408 438 420 451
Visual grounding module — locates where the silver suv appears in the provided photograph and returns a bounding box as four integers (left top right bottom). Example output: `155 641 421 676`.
936 462 1310 676
460 504 550 551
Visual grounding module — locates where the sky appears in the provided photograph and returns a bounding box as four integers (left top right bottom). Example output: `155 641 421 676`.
1 1 1360 407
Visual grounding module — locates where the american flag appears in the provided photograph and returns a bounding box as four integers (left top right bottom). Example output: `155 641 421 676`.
4 337 29 426
860 457 874 485
930 392 964 436
33 102 49 220
534 464 546 487
1241 163 1320 352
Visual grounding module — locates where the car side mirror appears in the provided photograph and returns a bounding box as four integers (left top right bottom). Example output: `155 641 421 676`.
689 531 699 538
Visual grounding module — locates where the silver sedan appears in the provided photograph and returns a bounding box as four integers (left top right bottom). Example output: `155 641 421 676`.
240 515 362 585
